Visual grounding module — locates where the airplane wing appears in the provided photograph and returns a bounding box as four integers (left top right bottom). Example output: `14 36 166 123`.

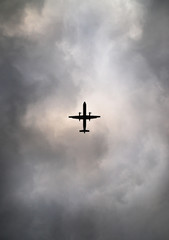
86 115 101 119
69 115 84 120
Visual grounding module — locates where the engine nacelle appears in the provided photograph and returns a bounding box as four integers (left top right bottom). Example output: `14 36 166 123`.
79 112 81 121
89 112 92 121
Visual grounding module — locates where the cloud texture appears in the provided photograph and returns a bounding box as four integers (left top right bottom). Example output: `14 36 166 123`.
0 0 169 239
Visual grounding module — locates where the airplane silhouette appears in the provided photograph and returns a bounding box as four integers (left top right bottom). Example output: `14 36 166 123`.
69 102 100 133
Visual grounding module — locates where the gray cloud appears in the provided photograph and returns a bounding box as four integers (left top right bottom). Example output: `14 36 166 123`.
0 0 44 24
0 0 169 239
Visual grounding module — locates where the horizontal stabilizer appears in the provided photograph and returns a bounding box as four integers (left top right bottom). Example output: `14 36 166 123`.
79 130 90 133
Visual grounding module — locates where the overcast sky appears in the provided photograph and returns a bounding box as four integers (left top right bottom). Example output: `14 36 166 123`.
0 0 169 239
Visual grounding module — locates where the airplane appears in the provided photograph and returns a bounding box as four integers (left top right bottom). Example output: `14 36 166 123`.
69 102 100 133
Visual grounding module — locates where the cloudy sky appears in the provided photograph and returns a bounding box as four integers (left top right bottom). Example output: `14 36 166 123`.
0 0 169 239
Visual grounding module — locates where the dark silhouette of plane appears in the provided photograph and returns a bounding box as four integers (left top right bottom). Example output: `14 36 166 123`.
69 102 100 133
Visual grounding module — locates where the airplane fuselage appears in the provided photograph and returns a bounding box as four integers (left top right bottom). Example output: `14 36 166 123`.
83 102 87 131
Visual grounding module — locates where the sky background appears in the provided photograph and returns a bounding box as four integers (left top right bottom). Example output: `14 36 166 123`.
0 0 169 239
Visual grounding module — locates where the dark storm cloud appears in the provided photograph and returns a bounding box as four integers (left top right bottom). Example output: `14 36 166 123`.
0 0 44 24
0 46 35 240
140 0 169 86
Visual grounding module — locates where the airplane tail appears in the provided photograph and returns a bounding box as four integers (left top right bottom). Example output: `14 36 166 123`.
79 130 90 133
